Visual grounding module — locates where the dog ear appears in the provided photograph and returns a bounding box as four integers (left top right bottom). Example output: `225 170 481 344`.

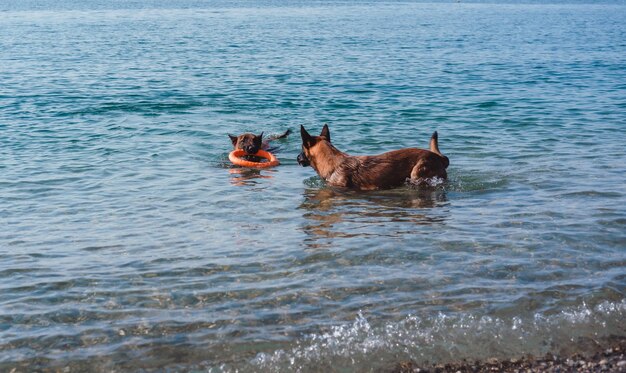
228 134 238 146
300 125 314 147
254 132 264 146
320 124 331 142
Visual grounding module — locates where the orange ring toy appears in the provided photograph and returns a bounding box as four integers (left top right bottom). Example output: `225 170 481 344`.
228 149 280 168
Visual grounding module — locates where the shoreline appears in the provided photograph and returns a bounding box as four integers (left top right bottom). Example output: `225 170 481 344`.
391 336 626 372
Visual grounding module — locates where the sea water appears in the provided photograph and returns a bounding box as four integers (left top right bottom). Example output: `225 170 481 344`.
1 0 625 371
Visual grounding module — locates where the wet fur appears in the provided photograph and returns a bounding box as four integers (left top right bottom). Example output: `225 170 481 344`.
298 125 449 190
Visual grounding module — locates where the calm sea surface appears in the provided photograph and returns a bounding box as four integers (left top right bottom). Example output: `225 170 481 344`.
1 1 625 371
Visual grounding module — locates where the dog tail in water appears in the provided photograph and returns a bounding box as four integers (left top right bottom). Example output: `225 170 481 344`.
429 131 449 168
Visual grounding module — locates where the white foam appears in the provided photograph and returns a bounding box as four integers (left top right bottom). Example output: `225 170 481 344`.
246 300 626 372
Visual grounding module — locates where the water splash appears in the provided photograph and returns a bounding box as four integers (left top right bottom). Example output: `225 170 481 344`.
247 300 626 372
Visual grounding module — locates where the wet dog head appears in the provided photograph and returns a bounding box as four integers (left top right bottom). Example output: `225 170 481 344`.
228 132 264 154
297 124 331 167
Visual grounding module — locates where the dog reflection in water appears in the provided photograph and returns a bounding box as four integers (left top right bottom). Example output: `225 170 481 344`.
298 187 448 248
228 168 275 187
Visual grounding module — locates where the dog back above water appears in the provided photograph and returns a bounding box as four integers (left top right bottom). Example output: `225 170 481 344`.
297 125 449 191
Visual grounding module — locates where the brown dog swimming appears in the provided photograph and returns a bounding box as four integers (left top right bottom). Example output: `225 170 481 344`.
229 129 291 161
297 124 449 190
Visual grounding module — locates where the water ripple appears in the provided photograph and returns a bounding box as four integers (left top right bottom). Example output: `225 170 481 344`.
1 1 625 371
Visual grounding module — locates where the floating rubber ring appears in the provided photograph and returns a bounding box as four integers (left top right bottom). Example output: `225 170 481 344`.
229 149 280 168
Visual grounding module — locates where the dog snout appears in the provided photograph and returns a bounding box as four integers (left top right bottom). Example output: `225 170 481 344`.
297 152 310 167
244 145 258 154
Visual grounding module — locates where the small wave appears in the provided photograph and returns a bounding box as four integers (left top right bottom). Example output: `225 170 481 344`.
561 190 622 198
445 170 509 193
62 100 204 116
247 300 626 372
476 101 499 109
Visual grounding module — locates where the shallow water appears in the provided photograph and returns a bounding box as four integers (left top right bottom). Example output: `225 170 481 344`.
1 1 625 371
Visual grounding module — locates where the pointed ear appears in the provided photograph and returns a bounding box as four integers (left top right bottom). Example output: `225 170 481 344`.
228 134 238 146
254 132 263 145
320 124 331 142
300 125 314 147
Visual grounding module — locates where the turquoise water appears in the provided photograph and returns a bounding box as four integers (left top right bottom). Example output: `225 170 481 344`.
1 1 625 371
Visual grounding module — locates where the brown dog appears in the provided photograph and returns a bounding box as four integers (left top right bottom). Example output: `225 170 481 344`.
229 129 291 161
297 125 449 190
